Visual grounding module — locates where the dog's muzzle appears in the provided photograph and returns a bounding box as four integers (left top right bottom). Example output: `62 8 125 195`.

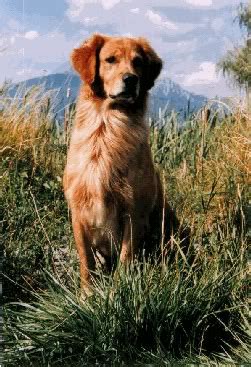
109 73 139 103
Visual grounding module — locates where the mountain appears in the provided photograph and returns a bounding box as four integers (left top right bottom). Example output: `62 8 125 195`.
8 72 207 119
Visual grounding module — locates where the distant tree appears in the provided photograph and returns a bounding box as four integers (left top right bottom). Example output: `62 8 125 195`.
218 2 251 113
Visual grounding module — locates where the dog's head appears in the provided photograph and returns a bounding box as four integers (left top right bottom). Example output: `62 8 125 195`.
71 34 162 104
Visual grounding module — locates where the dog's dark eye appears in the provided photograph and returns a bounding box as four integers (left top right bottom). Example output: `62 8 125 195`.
105 56 116 64
133 56 143 68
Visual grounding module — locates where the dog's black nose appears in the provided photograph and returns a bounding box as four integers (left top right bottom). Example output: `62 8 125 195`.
123 73 138 88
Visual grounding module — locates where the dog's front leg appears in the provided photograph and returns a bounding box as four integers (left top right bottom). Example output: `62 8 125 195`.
120 215 143 263
72 213 95 293
120 217 133 263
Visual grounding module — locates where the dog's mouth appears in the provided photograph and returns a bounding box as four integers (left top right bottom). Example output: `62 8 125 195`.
109 92 136 104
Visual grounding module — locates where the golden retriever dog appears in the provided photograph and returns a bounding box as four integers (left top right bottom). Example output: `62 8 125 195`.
63 33 163 292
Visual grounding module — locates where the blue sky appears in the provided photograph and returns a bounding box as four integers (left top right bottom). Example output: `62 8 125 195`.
0 0 247 97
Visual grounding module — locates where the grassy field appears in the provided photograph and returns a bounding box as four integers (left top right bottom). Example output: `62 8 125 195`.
1 86 250 366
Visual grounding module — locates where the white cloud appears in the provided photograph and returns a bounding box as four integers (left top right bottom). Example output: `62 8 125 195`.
130 8 139 13
66 0 121 18
211 17 224 32
185 0 243 7
16 68 38 76
0 36 8 48
22 31 73 63
24 31 39 40
66 0 243 21
165 38 198 54
66 1 202 37
169 58 237 98
185 0 212 6
145 10 178 30
183 62 219 86
83 16 98 24
0 30 75 83
101 0 120 9
0 0 242 99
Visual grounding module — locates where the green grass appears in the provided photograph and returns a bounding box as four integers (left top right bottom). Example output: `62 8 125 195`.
1 87 250 365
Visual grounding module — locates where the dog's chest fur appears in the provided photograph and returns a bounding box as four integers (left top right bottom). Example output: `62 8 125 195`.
64 99 148 234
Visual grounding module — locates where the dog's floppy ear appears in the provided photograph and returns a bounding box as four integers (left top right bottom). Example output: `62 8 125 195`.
71 33 108 85
137 38 163 90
